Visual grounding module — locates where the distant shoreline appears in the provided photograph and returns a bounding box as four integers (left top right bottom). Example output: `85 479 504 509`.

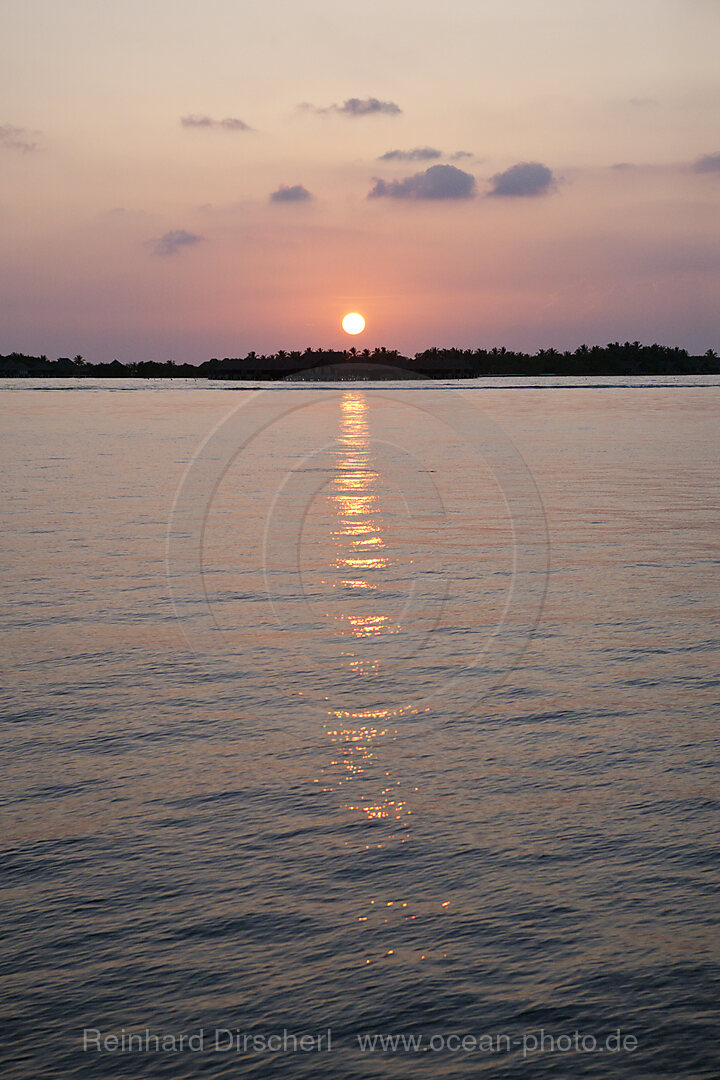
2 343 718 380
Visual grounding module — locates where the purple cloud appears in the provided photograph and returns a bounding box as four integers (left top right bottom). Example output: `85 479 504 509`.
180 115 252 132
369 163 476 200
152 230 204 256
270 184 313 203
302 97 401 118
487 161 555 197
0 123 38 152
694 152 720 173
379 147 442 162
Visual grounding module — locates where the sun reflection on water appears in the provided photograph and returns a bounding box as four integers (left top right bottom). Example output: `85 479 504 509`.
308 392 448 965
328 394 391 612
316 710 452 967
319 720 411 837
314 395 412 836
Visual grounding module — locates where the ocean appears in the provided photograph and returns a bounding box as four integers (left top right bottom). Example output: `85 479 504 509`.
1 376 718 1078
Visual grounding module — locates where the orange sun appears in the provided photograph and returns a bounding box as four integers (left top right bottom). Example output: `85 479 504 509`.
342 312 366 335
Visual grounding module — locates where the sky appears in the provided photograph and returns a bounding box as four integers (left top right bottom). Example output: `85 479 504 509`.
1 0 719 361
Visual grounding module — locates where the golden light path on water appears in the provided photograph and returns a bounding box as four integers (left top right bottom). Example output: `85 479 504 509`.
312 394 450 962
329 393 391 649
316 394 409 840
317 397 408 833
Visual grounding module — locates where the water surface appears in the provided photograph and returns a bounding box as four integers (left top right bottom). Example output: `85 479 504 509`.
1 377 718 1078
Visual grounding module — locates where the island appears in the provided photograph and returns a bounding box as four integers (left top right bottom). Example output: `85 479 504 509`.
1 342 719 380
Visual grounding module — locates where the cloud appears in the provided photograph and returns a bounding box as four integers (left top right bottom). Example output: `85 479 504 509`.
180 115 252 132
378 148 476 163
369 163 476 200
487 161 555 197
152 229 204 256
694 151 720 173
609 156 720 174
181 115 213 127
269 184 313 203
301 97 401 117
337 98 401 117
379 147 442 162
0 123 38 152
219 117 251 131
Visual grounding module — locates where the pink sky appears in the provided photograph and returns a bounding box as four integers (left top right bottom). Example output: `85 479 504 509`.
1 0 719 361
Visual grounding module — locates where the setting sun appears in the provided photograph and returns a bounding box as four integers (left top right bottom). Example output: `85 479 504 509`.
342 312 366 335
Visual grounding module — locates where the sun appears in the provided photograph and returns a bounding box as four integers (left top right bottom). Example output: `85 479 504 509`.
342 312 366 335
